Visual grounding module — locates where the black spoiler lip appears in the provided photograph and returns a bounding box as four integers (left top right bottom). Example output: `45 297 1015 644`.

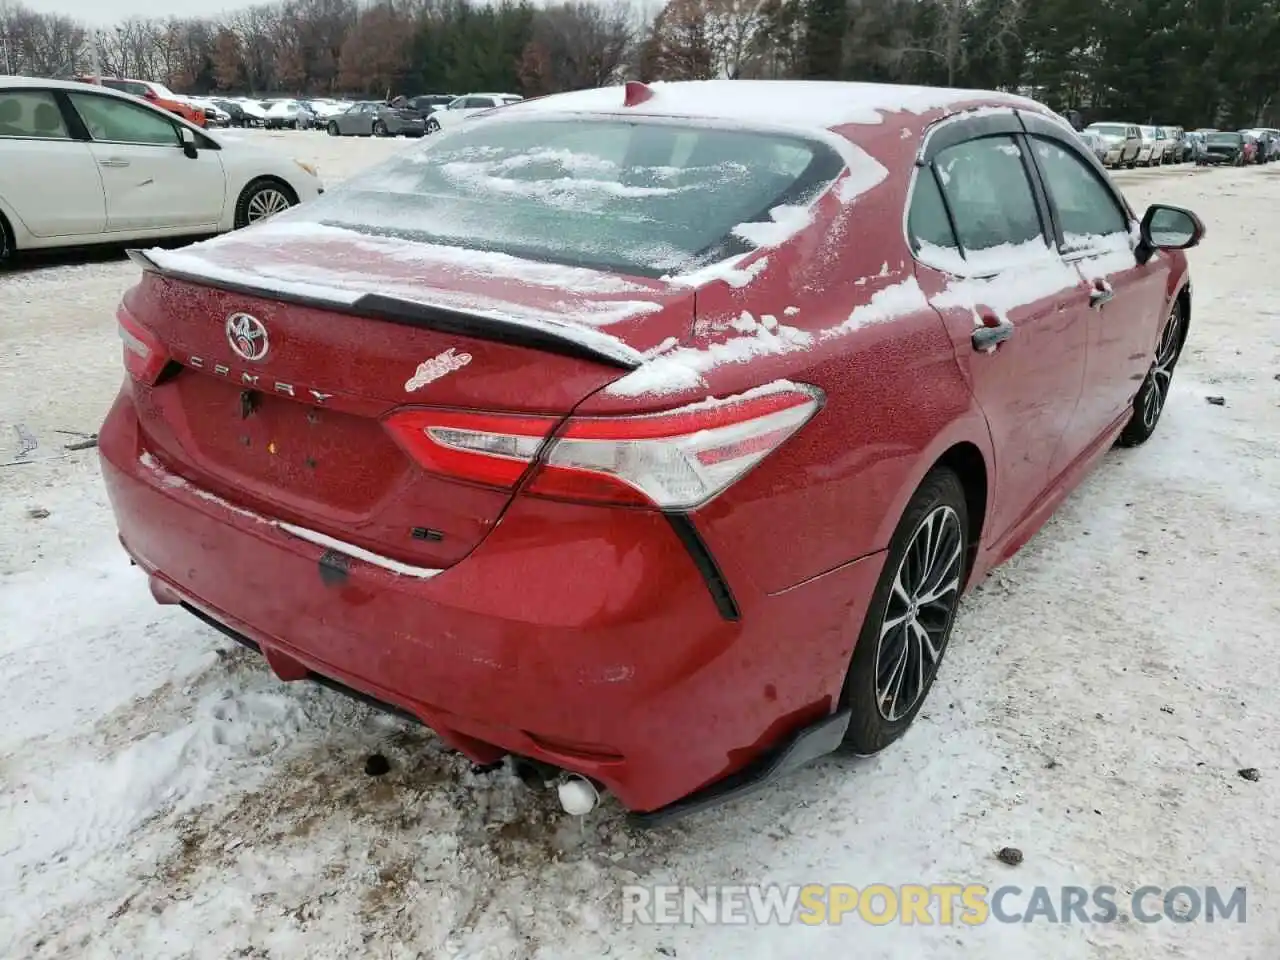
126 248 641 370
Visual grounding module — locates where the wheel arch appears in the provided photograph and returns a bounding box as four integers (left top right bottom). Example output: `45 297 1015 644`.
932 441 989 584
870 422 994 589
1175 282 1192 351
233 175 300 228
0 195 30 253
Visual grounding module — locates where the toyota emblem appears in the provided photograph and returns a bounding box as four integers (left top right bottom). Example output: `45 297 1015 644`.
226 313 269 362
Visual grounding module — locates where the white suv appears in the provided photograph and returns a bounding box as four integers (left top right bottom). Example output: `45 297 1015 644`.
424 93 523 134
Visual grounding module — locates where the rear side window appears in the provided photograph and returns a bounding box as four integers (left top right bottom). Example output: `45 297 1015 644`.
907 169 959 255
68 93 178 145
0 90 70 139
933 135 1045 270
1030 137 1127 250
304 117 843 276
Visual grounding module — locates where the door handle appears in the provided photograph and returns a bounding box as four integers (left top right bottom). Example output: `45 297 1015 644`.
98 158 130 168
1089 281 1114 308
972 318 1014 351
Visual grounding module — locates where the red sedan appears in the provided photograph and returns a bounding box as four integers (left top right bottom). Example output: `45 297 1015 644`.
100 80 1203 823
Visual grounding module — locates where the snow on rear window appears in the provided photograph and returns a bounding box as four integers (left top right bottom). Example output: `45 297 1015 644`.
298 117 844 278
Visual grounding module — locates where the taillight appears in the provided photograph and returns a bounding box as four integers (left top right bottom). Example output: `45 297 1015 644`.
528 384 823 508
383 383 823 509
383 410 559 489
116 304 169 385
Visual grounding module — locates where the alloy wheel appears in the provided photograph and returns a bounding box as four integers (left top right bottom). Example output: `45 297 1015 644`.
246 187 293 223
874 505 964 722
1143 304 1184 430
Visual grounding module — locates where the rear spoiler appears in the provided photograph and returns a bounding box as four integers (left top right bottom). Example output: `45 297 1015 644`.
126 249 641 370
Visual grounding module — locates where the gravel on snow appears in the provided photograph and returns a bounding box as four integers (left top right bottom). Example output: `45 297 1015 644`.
0 137 1277 960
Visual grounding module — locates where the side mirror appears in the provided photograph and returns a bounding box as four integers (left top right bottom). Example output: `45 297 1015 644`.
1136 204 1204 264
179 126 199 159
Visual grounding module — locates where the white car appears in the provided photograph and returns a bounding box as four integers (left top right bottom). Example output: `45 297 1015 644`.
306 99 347 120
264 99 315 130
1136 125 1160 166
0 76 322 265
424 93 523 133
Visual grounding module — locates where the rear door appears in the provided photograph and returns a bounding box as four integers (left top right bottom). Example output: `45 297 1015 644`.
910 122 1089 547
65 91 226 232
1025 132 1168 458
0 87 106 238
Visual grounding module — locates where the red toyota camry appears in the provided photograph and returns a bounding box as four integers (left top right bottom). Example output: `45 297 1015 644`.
100 80 1203 824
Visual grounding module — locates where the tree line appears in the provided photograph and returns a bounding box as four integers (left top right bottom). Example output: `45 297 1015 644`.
2 0 1279 127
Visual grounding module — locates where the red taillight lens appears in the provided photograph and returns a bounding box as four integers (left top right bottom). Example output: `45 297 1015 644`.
527 383 823 508
383 383 823 508
383 409 558 489
116 304 169 384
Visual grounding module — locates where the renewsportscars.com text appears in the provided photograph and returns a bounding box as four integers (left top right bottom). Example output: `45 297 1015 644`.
622 884 1247 926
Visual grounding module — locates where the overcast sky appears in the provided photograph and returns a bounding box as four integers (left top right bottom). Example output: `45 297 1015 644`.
29 0 240 25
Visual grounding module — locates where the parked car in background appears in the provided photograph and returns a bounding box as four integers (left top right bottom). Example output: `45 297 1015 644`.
1153 126 1179 164
1240 131 1262 163
306 99 347 121
1084 121 1141 168
406 94 455 116
263 99 316 130
74 76 206 127
1077 130 1109 164
1242 128 1280 162
1136 126 1161 165
192 98 231 127
209 99 249 127
1184 130 1208 163
1264 129 1280 161
231 98 269 127
326 100 425 137
1200 131 1252 165
1167 126 1191 162
424 93 523 133
96 79 1203 821
0 76 321 264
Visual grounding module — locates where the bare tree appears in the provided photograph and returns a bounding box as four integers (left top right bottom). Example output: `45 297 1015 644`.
704 0 770 79
520 1 634 94
644 0 715 80
337 3 409 95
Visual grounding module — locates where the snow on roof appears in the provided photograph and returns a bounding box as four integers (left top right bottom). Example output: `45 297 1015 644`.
507 80 1040 132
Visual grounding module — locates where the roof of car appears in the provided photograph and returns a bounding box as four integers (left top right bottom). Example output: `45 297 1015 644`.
506 80 1043 132
1 74 154 102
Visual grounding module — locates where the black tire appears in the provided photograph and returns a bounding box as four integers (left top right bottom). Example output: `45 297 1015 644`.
327 121 339 136
839 468 970 755
1118 299 1186 447
373 119 389 137
425 117 440 134
233 178 299 230
0 211 13 266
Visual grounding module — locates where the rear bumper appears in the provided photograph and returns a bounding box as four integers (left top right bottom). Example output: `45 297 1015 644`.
100 387 885 812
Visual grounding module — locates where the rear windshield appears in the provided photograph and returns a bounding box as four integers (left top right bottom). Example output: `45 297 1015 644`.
297 117 844 276
1208 133 1242 145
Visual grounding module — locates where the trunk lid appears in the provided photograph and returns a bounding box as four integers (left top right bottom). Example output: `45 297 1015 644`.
127 223 695 569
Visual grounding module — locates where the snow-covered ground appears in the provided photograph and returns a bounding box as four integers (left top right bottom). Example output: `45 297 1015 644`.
2 134 1278 959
